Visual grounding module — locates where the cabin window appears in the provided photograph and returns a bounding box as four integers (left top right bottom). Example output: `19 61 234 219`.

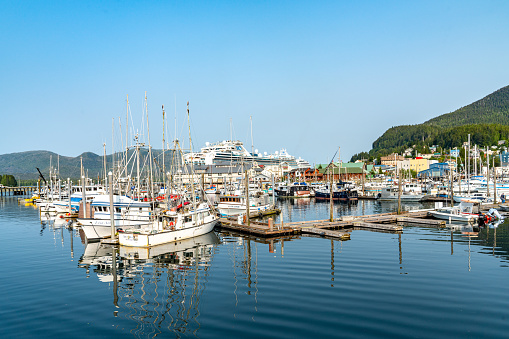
184 216 192 223
116 207 121 213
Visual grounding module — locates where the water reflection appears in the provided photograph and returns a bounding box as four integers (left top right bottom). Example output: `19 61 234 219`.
78 232 220 337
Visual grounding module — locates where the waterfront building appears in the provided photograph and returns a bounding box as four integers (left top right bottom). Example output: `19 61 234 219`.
395 158 434 174
316 162 369 181
417 162 451 179
380 153 404 166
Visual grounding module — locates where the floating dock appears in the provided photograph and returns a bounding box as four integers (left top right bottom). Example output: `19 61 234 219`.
216 209 443 240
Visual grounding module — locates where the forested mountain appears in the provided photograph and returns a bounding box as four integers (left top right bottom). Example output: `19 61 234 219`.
351 85 509 162
0 149 177 183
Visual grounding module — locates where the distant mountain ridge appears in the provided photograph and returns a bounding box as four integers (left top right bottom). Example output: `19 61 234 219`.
351 85 509 161
0 149 176 181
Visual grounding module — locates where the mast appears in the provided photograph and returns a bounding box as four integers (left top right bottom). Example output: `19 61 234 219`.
487 146 490 198
145 91 154 202
250 115 254 155
162 105 166 195
467 134 470 195
103 143 107 187
136 134 141 201
187 101 196 207
174 94 177 149
118 117 123 196
126 94 130 197
112 118 115 190
49 155 53 201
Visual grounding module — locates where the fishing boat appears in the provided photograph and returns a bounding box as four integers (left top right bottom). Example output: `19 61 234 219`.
118 202 218 247
217 189 274 216
274 182 313 198
377 184 424 202
315 182 359 201
78 195 152 240
119 231 220 261
453 192 491 204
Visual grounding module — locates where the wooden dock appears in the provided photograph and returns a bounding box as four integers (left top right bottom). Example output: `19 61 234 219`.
216 209 440 240
1 186 36 197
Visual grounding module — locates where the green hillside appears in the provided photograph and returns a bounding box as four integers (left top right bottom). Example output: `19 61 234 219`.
351 85 509 161
0 149 178 183
425 85 509 128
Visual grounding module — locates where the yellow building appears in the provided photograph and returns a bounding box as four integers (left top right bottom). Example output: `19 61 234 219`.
409 158 429 173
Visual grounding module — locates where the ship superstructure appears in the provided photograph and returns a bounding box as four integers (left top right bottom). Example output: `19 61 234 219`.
183 140 308 173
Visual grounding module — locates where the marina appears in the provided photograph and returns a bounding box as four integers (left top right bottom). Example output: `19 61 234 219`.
3 1 509 338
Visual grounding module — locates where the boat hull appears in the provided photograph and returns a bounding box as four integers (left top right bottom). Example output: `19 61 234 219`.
217 203 273 217
428 211 477 223
79 218 152 241
118 219 218 247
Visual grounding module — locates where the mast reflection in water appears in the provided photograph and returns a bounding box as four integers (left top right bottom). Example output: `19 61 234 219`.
79 232 221 337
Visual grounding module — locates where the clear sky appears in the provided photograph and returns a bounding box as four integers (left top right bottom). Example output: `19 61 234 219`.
1 0 508 164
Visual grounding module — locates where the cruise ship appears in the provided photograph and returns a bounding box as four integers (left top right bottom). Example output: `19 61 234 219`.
184 140 309 172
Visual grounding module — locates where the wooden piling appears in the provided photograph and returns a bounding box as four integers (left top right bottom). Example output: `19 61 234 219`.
397 169 402 215
245 169 250 227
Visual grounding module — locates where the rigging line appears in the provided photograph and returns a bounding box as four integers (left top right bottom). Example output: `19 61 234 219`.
324 147 340 172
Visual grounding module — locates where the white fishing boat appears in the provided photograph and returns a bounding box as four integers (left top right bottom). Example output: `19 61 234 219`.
119 231 220 261
217 189 274 217
377 186 425 202
78 195 152 241
118 202 218 247
428 202 478 223
453 192 491 204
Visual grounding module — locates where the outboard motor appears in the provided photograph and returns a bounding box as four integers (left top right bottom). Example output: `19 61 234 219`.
478 213 491 226
488 208 503 221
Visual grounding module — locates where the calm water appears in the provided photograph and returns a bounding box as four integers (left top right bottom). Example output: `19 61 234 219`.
1 196 509 338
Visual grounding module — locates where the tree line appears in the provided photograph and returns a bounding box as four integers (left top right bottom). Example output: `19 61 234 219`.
0 175 18 187
350 123 509 163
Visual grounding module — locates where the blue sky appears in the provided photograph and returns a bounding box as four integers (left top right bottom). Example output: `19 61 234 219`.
1 0 508 164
